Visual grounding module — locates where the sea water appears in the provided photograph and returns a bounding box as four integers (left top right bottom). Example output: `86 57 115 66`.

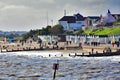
0 51 120 80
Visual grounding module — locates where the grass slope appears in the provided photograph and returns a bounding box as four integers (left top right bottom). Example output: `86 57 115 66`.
83 26 120 35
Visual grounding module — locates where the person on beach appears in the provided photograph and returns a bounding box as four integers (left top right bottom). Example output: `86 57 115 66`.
112 42 115 47
92 48 94 54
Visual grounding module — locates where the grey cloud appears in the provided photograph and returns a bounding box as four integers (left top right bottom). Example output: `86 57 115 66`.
0 0 119 31
0 0 55 10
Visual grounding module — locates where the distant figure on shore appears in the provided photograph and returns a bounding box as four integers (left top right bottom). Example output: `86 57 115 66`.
92 48 94 54
116 42 119 47
112 42 115 47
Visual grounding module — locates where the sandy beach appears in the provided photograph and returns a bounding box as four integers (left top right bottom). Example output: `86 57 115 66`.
0 40 119 55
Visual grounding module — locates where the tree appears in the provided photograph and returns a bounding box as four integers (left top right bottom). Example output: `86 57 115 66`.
37 26 52 35
50 24 64 35
22 25 63 40
22 25 52 40
114 18 120 26
22 29 37 40
74 28 84 35
46 25 51 32
22 33 29 40
64 30 74 35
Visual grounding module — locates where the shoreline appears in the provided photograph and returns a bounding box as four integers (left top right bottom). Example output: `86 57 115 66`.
1 49 87 54
1 48 120 57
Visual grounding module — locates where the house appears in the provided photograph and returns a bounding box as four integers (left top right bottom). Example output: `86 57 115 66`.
85 10 120 29
84 16 100 29
101 10 115 23
59 13 84 31
96 10 116 27
59 10 119 30
112 14 120 19
9 37 14 43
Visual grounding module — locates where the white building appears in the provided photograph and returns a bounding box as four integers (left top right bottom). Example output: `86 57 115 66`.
59 13 85 31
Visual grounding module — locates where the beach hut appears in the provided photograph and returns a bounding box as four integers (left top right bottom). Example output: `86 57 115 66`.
9 37 14 43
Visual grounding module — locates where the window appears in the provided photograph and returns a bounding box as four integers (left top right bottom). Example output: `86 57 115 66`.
77 22 82 24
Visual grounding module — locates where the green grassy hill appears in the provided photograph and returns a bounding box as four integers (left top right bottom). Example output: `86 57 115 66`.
83 26 120 36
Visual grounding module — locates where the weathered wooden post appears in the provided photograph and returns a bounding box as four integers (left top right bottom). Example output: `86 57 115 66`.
49 54 51 57
69 53 70 56
96 51 98 54
89 52 91 55
53 60 59 80
61 54 63 57
75 53 77 57
82 53 84 56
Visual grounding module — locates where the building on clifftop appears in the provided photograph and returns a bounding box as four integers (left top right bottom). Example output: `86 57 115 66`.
59 13 85 31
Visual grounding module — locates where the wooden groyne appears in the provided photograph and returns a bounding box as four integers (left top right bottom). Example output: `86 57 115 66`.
68 50 120 57
0 48 42 52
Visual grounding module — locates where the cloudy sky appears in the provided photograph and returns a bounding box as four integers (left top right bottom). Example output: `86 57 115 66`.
0 0 119 31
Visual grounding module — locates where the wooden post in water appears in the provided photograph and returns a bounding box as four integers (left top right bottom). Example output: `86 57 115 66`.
82 53 84 56
75 53 77 57
61 54 63 57
53 60 59 80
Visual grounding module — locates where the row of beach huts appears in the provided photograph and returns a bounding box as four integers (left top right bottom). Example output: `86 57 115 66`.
38 35 120 45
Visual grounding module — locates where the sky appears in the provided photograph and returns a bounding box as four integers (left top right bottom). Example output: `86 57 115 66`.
0 0 119 31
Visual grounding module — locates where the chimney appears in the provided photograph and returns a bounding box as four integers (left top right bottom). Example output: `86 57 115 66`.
108 9 111 14
64 10 66 16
